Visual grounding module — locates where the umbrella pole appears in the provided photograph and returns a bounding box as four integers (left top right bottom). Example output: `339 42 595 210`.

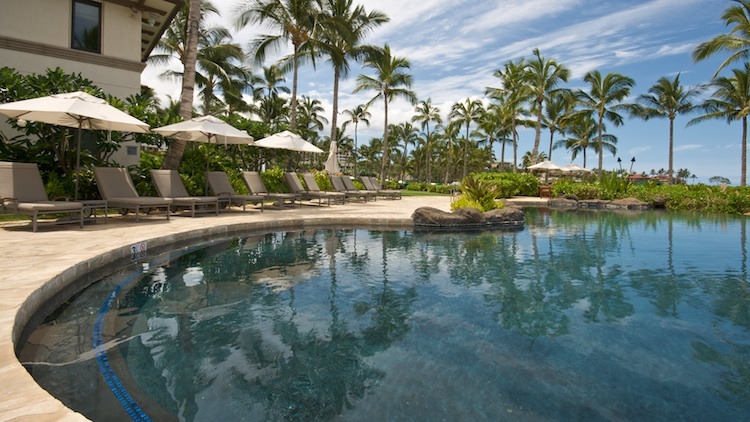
74 124 82 201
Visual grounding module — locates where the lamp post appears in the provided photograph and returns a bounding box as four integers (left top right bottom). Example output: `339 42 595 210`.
617 157 623 173
629 157 636 174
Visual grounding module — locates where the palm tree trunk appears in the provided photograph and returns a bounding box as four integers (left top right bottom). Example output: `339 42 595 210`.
501 139 506 170
463 126 469 179
290 45 300 131
162 0 201 170
597 113 604 177
742 116 747 186
380 94 389 186
668 117 675 183
533 103 543 161
425 124 431 183
330 67 340 145
548 129 555 161
354 121 359 177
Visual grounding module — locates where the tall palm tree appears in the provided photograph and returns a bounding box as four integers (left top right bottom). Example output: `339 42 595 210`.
476 105 501 171
554 112 617 169
341 104 370 176
693 0 750 77
543 89 574 161
524 48 570 161
689 62 750 186
391 122 420 181
235 0 319 131
411 98 442 182
449 98 483 179
576 70 635 175
317 0 388 144
635 74 702 182
296 95 329 141
160 0 205 169
354 44 417 184
487 58 530 172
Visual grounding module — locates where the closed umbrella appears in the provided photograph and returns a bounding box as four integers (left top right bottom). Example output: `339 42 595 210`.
324 141 340 173
0 91 150 200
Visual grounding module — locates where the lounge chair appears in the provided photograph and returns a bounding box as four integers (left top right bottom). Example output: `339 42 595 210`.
361 176 402 199
340 176 378 201
150 169 219 217
206 171 264 212
93 167 172 222
241 171 299 208
284 172 344 206
0 161 84 232
330 175 372 202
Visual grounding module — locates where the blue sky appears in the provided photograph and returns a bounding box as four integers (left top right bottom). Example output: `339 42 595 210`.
142 0 742 183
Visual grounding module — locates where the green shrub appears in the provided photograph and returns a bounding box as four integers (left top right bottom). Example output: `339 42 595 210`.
474 172 539 197
451 174 505 212
261 167 288 192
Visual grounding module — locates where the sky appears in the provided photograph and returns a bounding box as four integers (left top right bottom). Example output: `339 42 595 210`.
141 0 742 184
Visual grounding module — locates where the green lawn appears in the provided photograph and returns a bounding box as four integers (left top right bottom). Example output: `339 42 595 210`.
400 190 450 197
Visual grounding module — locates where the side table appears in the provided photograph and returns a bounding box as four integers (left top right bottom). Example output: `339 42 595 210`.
80 199 108 224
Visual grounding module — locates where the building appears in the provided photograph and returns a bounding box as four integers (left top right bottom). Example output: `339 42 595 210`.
0 0 182 166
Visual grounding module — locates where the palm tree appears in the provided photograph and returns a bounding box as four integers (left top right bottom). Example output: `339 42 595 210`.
689 62 750 186
576 70 635 175
487 58 530 172
449 98 483 179
235 0 319 131
554 112 617 169
476 105 502 171
524 49 569 162
391 122 420 181
341 104 370 176
317 0 388 144
354 44 417 184
635 74 702 182
693 0 750 77
411 98 442 182
296 95 328 141
543 89 575 161
160 0 205 169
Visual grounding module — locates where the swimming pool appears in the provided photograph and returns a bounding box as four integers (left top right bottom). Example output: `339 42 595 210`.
19 209 750 420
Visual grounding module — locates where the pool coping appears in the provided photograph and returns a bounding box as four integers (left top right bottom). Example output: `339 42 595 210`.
0 196 453 421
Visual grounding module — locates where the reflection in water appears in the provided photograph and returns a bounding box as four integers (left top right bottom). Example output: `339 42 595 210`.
19 211 750 421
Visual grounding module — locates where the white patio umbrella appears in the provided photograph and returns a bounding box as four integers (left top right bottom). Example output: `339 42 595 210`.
324 141 340 173
254 130 324 153
152 115 254 146
0 91 150 200
153 115 254 194
528 160 562 183
560 163 592 173
527 160 562 171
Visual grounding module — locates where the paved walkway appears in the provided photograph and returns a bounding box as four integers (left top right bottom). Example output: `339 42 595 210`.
0 195 458 421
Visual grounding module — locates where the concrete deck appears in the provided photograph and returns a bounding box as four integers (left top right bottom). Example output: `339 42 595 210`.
0 195 461 421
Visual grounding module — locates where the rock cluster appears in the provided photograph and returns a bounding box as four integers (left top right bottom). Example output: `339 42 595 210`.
549 197 652 210
412 206 525 229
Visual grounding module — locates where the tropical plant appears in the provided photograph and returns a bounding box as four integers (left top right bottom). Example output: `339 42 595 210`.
692 0 750 77
634 74 701 183
689 62 750 186
543 89 575 160
451 174 503 212
354 44 417 184
554 111 617 169
576 70 635 176
235 0 319 131
523 48 570 161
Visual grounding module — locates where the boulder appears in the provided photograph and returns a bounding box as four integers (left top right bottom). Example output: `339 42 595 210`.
412 206 524 229
652 196 667 208
607 197 651 210
549 198 578 208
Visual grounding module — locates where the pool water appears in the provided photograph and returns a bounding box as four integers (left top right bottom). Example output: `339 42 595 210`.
19 209 750 421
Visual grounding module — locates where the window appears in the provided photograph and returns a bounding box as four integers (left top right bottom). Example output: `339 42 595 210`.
126 146 138 156
72 0 101 53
